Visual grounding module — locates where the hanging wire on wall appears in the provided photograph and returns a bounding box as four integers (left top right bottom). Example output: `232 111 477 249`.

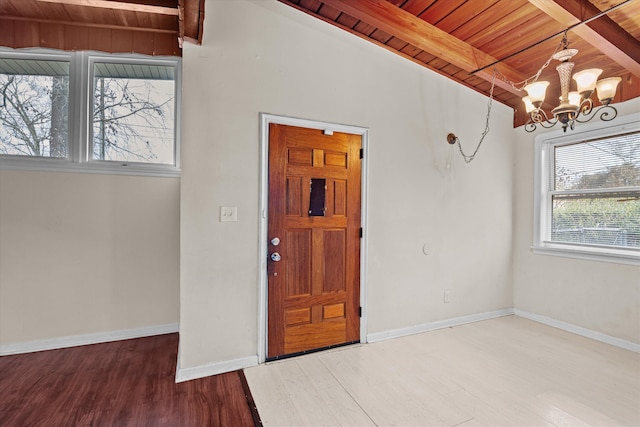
446 66 497 164
447 35 572 164
446 39 565 164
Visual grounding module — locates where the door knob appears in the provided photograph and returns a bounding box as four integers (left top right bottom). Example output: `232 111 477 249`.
270 237 281 246
270 252 281 262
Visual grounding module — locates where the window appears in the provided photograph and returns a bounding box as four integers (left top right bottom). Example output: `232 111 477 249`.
534 113 640 265
0 49 180 176
0 57 70 158
91 61 176 165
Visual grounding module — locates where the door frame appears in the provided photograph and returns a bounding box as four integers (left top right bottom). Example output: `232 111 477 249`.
258 113 369 364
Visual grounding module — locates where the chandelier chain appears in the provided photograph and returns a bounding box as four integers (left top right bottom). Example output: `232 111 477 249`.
454 66 497 163
495 34 568 92
453 36 565 163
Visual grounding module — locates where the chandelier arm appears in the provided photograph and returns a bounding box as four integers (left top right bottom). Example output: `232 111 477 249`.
539 118 558 129
530 109 550 123
598 105 618 122
579 98 594 117
575 104 618 124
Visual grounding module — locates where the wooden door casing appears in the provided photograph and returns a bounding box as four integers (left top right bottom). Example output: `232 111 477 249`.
267 124 361 359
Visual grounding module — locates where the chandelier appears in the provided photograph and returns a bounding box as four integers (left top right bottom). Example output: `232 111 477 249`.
523 35 621 133
446 20 626 163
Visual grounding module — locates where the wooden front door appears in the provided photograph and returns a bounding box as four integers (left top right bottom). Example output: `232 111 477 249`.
267 123 362 359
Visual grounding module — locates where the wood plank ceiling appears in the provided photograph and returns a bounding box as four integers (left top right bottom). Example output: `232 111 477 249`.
280 0 640 127
1 0 638 127
0 0 205 56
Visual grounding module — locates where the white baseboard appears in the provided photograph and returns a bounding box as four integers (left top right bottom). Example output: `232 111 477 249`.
366 308 514 343
0 323 179 356
514 309 640 353
175 355 258 383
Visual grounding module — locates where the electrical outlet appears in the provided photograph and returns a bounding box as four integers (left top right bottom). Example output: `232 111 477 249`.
220 206 238 222
444 289 451 303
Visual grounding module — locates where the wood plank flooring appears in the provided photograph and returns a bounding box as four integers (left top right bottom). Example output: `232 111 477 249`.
0 333 258 426
244 315 640 426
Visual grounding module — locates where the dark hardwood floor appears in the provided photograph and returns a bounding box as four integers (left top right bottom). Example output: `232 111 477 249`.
0 334 260 426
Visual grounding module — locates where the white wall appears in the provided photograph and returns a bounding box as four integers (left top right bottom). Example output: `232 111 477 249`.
179 0 514 372
513 99 640 345
0 170 180 349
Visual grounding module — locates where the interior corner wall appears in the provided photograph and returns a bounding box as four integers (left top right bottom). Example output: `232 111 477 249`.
179 0 514 371
512 99 640 345
0 170 180 349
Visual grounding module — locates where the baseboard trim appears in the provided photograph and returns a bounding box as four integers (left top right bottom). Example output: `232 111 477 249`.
366 308 514 343
175 355 259 383
514 309 640 353
0 323 179 356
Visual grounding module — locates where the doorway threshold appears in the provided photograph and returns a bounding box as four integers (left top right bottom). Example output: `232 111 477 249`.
266 340 360 363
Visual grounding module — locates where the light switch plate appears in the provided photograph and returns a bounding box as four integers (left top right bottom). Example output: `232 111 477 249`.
220 206 238 222
444 289 451 303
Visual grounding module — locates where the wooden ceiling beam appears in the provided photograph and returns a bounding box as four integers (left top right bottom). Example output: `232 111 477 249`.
318 0 527 97
280 0 515 108
35 0 179 16
184 0 205 44
528 0 640 77
178 0 205 47
178 0 185 47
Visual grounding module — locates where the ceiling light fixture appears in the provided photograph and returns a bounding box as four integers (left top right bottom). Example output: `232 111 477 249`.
448 0 631 162
522 33 620 133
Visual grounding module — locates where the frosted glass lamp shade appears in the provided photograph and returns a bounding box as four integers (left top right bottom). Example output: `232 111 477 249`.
567 91 581 107
524 81 549 106
573 68 602 93
523 96 535 113
596 77 621 104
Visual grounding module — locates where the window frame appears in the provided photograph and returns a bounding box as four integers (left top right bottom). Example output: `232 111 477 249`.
0 50 73 161
0 48 181 177
533 112 640 266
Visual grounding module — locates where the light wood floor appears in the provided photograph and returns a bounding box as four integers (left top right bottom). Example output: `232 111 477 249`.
244 315 640 426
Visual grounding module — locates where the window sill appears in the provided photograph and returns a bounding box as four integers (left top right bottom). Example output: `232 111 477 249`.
532 244 640 267
0 158 181 178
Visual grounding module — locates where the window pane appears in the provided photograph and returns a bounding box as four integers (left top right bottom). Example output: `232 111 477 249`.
552 195 640 248
0 59 70 158
309 178 326 216
554 132 640 191
92 63 175 165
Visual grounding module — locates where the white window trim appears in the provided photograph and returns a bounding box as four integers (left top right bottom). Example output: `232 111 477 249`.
0 48 181 177
532 111 640 266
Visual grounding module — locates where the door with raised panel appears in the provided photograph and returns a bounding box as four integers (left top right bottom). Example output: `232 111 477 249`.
267 123 361 359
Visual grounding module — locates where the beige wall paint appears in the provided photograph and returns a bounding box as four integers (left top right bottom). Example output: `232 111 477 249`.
2 0 634 371
513 99 640 344
1 0 633 371
179 0 514 370
0 170 180 346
